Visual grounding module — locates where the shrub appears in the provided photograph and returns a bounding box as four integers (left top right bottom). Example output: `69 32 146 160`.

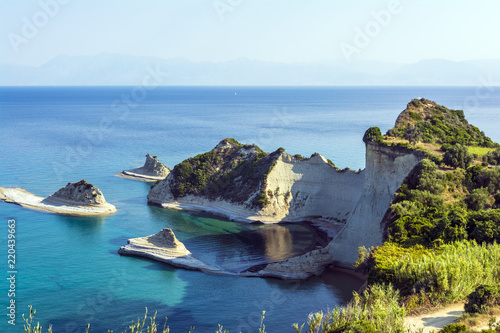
363 127 383 144
466 187 490 210
293 284 407 333
477 167 500 196
409 111 422 121
443 144 474 169
465 285 500 314
467 209 500 243
333 320 377 333
440 323 468 333
368 241 500 304
404 159 445 195
483 148 500 165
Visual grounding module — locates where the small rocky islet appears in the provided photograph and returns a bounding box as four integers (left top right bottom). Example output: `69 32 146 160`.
116 154 170 182
0 179 116 215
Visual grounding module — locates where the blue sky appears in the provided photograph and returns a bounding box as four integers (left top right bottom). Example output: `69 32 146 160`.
1 0 500 66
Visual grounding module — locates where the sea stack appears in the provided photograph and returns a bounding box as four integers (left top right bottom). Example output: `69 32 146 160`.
44 180 109 205
117 154 170 182
118 228 225 274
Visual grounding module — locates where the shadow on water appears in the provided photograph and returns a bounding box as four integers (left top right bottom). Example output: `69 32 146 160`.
54 214 106 233
143 204 324 273
118 195 148 205
109 235 133 246
181 223 319 273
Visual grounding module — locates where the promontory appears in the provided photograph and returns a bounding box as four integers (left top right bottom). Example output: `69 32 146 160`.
122 98 498 279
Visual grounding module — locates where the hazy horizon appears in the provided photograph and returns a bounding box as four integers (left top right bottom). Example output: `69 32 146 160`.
1 1 500 85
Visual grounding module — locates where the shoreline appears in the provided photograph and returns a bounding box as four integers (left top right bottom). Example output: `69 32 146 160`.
0 187 117 216
150 198 346 226
115 168 167 182
144 199 344 279
118 246 229 275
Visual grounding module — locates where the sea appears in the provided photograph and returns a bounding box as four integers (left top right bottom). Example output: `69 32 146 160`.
0 86 499 333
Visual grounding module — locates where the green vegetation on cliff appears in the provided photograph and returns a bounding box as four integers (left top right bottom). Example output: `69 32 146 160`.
387 98 497 148
344 99 500 331
164 138 277 208
385 159 500 247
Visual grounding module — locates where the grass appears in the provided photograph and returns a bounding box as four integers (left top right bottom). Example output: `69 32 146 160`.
457 307 500 331
292 284 408 333
369 241 500 307
468 146 494 157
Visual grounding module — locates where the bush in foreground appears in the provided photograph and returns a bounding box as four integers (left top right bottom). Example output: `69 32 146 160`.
465 285 500 314
292 284 407 333
365 241 500 305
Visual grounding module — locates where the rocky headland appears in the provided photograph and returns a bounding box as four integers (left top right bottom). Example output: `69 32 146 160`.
127 99 491 279
146 133 425 271
118 228 225 274
0 180 116 215
117 154 170 182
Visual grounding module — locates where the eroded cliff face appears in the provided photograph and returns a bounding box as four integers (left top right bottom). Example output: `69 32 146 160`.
261 153 364 222
45 180 109 205
147 139 365 223
328 143 425 265
147 139 425 269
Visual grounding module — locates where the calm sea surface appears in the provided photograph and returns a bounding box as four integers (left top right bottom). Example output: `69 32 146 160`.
0 86 499 332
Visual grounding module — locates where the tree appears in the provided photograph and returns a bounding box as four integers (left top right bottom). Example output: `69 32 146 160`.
466 187 490 210
363 127 383 144
483 148 500 165
442 144 474 169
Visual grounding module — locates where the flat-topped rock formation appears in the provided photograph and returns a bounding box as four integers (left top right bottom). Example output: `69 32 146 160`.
0 180 116 216
117 154 170 182
118 228 225 274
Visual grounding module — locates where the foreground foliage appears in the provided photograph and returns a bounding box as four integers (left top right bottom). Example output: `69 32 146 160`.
364 241 500 308
465 285 500 314
292 284 407 333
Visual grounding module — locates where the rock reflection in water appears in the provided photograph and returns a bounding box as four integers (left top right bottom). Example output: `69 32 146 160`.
258 224 293 262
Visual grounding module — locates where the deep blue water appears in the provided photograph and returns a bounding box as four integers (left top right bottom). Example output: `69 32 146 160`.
0 86 499 333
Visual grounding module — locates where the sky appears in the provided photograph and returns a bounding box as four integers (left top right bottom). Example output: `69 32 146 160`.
1 0 500 67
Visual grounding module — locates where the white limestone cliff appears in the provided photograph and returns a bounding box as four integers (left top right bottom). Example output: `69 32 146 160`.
146 140 425 276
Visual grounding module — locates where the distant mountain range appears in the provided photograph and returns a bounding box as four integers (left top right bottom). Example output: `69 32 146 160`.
1 54 499 86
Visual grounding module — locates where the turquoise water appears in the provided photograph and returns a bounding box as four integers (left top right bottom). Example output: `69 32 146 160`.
0 87 499 332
